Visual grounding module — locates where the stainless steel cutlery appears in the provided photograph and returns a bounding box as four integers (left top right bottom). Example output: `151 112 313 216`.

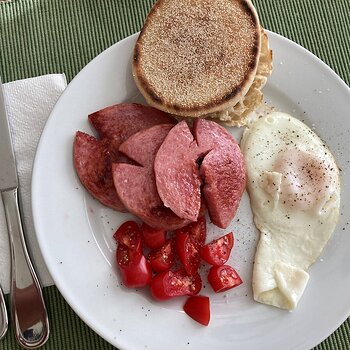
0 77 49 348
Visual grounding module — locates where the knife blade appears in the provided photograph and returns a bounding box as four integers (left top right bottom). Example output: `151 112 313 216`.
0 77 49 348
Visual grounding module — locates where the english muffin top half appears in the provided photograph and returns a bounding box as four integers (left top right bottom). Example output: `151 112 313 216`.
133 0 262 118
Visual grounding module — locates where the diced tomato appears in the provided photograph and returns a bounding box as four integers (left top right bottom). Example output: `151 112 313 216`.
116 243 152 288
207 265 242 293
200 232 234 266
150 269 202 301
141 222 166 249
147 240 175 272
176 216 206 249
183 296 210 326
175 231 200 275
113 221 142 252
189 216 207 248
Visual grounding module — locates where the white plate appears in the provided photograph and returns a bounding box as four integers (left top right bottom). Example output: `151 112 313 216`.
32 31 350 350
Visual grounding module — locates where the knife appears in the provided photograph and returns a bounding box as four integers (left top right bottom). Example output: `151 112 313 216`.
0 78 49 349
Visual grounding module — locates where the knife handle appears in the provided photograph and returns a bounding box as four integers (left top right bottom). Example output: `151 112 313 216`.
2 188 49 349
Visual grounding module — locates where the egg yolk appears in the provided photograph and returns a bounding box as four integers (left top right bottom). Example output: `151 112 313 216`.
274 149 334 212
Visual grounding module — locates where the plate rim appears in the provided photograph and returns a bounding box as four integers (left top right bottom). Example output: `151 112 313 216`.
31 30 350 350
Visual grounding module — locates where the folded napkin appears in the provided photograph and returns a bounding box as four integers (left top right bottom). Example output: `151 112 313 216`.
0 74 67 294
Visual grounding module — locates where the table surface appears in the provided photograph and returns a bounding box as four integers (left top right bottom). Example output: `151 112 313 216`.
0 0 349 349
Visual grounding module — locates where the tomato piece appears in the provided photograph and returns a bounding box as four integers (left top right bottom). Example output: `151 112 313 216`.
176 216 206 249
183 296 210 326
189 216 207 248
113 221 142 252
207 265 242 293
147 240 175 272
175 231 200 275
141 222 166 249
116 243 152 288
200 232 234 266
150 269 202 301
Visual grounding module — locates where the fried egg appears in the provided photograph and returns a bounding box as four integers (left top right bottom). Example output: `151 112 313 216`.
240 112 340 310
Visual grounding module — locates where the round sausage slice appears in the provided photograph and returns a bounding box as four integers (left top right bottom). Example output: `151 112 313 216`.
89 103 175 141
193 119 246 229
112 124 190 230
154 121 203 222
73 103 176 211
73 131 126 211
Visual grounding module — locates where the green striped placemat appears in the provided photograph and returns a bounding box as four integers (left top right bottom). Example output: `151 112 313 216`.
0 0 349 349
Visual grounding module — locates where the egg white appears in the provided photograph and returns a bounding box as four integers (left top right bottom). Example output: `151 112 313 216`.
241 112 340 310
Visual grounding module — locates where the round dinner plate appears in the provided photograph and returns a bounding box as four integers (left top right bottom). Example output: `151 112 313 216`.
32 31 350 350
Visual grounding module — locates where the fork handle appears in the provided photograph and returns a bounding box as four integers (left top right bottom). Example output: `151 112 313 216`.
2 188 49 349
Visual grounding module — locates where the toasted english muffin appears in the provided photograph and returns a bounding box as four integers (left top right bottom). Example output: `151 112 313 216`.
208 27 273 126
133 0 262 118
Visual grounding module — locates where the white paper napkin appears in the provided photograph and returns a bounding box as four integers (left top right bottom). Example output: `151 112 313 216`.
0 74 67 294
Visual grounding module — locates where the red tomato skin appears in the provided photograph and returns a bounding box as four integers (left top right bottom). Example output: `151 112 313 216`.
113 221 142 252
175 231 200 276
176 216 206 249
207 265 242 293
183 296 210 326
200 232 234 266
141 222 166 249
150 269 202 301
190 216 207 248
147 240 175 272
116 244 152 288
